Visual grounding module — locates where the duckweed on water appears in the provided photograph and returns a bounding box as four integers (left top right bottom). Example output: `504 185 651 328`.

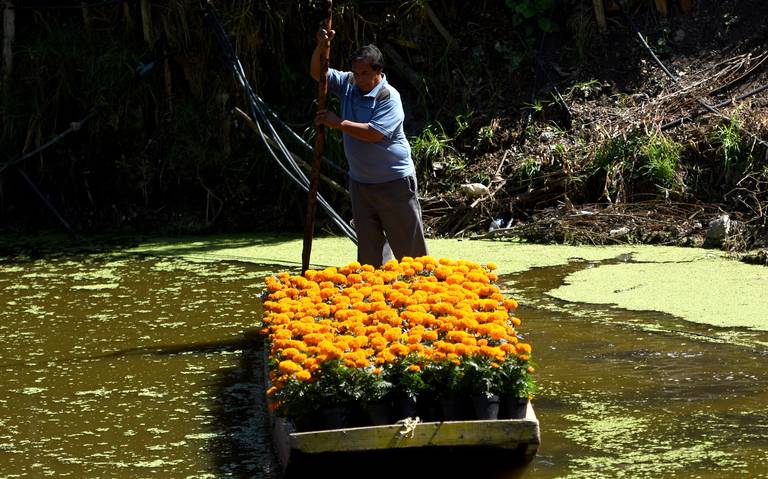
549 254 768 330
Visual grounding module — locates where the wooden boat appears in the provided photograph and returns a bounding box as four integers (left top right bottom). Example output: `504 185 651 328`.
269 402 540 476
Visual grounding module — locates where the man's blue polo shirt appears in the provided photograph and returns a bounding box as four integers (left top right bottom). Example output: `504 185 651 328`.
327 68 415 184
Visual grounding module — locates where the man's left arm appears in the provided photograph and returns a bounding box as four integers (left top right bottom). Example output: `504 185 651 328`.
315 110 385 143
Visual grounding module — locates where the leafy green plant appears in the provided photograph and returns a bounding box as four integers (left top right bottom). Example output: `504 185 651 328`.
568 79 600 99
382 355 427 401
494 40 525 71
640 131 682 189
410 122 466 181
505 0 557 34
524 98 548 114
271 358 378 420
354 368 393 406
476 121 499 150
518 156 542 180
495 358 537 399
453 112 473 138
710 112 753 179
410 123 453 163
421 359 464 399
460 356 502 399
654 27 673 56
594 135 637 171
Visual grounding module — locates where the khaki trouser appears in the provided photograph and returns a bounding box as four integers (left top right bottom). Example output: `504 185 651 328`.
349 174 428 267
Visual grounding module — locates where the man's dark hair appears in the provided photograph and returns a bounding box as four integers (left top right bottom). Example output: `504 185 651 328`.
349 44 384 71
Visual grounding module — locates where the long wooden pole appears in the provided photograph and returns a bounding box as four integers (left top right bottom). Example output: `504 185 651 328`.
302 0 332 273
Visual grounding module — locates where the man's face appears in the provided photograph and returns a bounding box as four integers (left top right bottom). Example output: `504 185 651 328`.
351 59 382 94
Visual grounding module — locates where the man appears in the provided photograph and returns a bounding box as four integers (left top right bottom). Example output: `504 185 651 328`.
310 28 428 267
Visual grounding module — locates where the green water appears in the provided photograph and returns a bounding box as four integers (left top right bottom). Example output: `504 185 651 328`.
1 236 766 478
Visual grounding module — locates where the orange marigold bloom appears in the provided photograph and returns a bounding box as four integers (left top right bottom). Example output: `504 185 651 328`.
407 333 423 344
516 343 532 354
382 259 399 271
278 360 303 375
407 364 421 373
280 347 300 359
273 328 292 339
389 343 410 357
370 335 388 350
383 327 403 342
422 330 438 341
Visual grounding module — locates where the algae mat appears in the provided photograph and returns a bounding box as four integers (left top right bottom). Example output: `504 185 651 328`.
548 252 768 330
129 236 768 331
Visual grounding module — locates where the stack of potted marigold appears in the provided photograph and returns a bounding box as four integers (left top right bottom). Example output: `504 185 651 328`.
260 256 536 431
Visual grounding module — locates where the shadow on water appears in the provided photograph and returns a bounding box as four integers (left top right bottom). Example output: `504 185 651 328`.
99 333 281 479
42 334 281 479
0 233 298 262
208 334 279 479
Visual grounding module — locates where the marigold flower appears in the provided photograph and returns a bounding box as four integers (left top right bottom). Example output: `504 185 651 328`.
261 257 531 401
278 360 303 375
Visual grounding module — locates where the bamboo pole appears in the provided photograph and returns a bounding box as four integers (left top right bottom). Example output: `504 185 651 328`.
140 0 153 46
2 0 14 83
302 0 333 273
422 2 455 47
164 52 173 115
679 0 692 13
123 2 133 33
655 0 668 17
592 0 606 32
81 1 91 35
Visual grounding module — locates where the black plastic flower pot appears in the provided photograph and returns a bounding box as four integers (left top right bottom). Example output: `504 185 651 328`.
320 406 349 430
471 394 500 420
500 396 529 419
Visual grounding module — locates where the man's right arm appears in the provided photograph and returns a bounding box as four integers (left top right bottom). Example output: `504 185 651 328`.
310 28 335 81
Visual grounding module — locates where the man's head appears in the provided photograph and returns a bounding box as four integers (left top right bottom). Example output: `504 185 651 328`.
349 44 384 94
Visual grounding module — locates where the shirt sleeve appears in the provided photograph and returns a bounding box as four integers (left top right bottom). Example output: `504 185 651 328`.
368 92 404 139
327 68 350 98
